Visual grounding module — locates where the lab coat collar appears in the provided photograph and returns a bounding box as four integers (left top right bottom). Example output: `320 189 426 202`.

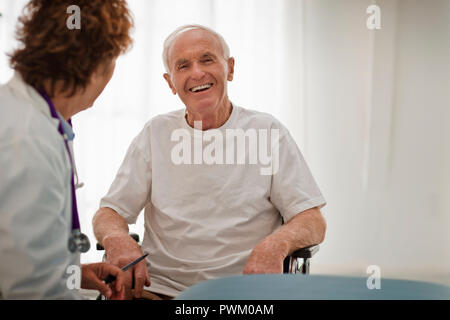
6 72 75 141
56 113 75 141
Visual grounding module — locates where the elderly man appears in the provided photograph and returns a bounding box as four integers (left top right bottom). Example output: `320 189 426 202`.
93 24 327 299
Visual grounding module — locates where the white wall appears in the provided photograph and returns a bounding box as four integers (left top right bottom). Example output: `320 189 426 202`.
305 0 450 284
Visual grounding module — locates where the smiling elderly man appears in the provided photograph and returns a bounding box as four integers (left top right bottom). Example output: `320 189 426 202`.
93 24 327 299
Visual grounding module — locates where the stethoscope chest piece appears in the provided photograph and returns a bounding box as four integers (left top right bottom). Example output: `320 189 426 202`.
68 229 91 253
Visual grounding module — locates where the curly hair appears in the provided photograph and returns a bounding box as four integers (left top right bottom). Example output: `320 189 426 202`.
9 0 133 96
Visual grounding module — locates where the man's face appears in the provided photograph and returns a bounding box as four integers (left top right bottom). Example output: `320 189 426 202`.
164 29 234 115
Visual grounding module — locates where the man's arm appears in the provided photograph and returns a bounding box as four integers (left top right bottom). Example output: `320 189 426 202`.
243 207 326 274
92 208 150 298
93 207 130 246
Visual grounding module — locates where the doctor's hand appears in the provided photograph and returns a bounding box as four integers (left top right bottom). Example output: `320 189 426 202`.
81 263 125 300
102 233 150 299
243 238 287 274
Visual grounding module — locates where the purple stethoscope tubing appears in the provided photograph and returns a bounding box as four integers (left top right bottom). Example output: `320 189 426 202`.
38 88 90 253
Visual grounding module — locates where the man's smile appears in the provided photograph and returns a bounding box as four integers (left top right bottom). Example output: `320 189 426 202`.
189 83 213 93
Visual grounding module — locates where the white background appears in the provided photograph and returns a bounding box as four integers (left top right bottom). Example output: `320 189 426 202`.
1 0 449 285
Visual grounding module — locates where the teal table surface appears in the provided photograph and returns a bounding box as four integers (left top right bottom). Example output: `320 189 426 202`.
175 274 450 300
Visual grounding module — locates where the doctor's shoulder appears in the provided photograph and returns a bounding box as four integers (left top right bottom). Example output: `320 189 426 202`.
0 87 32 140
0 90 67 172
0 92 59 144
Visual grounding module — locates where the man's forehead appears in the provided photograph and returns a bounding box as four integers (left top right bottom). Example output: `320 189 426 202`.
174 52 216 64
168 29 222 63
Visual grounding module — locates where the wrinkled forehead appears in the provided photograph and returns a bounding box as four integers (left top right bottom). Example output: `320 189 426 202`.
167 29 224 67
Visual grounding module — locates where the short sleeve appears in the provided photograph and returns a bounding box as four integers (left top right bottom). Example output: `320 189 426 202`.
270 128 326 223
100 126 152 224
0 137 81 299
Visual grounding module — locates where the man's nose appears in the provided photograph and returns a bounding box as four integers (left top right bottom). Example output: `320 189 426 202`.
190 62 206 79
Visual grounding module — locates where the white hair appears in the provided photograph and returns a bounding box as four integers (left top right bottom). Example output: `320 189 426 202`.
162 24 230 73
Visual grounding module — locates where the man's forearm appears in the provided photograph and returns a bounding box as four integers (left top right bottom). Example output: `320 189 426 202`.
91 208 149 299
243 207 326 274
261 207 326 257
92 207 130 246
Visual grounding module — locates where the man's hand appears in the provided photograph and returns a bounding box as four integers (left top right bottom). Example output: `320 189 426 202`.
243 238 288 274
81 263 125 300
243 207 326 274
102 234 150 299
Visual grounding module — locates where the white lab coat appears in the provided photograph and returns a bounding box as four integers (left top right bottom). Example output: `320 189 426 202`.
0 72 82 299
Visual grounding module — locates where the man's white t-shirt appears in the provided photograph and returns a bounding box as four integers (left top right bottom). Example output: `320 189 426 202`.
100 105 326 297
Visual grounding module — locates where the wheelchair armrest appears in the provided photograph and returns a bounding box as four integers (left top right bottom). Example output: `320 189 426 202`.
96 232 140 251
283 245 320 274
290 244 319 259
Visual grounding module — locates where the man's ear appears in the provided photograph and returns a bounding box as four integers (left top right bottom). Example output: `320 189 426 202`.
163 73 177 95
227 57 235 81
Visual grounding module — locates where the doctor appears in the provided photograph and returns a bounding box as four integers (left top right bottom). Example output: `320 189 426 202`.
0 0 133 299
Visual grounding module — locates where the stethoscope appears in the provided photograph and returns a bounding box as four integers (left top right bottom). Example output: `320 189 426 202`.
38 89 91 253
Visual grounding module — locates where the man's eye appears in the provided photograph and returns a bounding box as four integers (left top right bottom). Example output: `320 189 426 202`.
179 65 187 70
202 58 213 63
